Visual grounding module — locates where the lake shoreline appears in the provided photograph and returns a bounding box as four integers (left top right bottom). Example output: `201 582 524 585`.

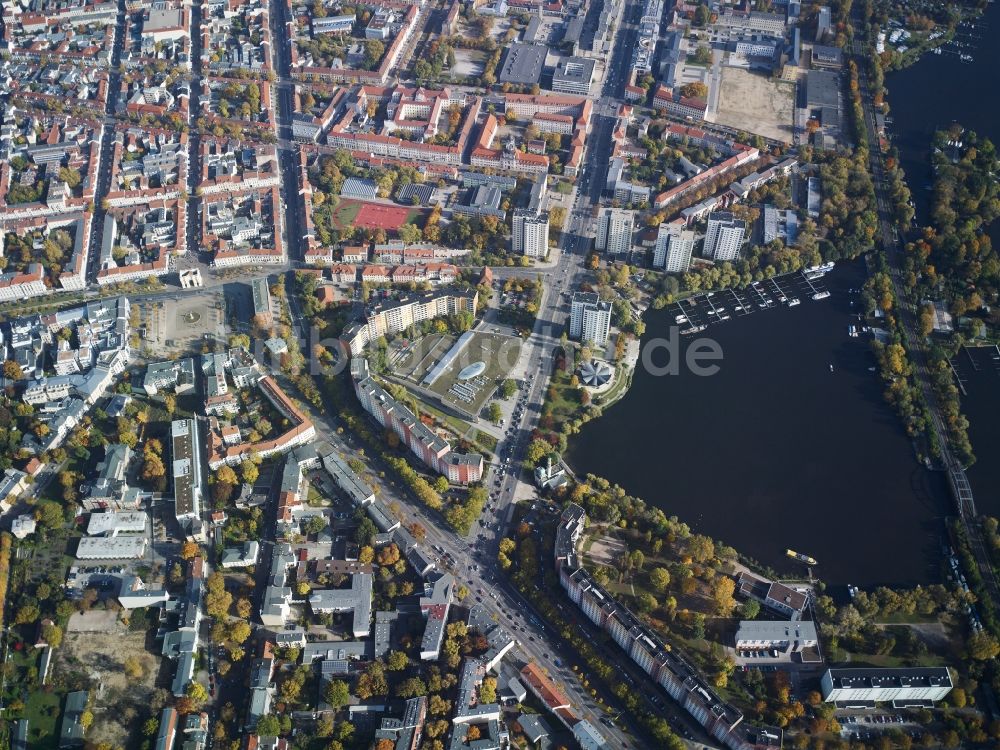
567 259 951 588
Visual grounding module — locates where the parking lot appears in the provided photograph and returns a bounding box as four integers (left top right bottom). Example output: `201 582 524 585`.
839 713 926 744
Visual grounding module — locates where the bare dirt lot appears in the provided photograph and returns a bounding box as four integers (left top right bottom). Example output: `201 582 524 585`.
713 67 796 143
57 629 166 747
452 49 485 78
584 534 627 567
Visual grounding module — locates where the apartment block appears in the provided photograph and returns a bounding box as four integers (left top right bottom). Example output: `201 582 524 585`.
653 222 696 272
569 292 612 346
596 208 635 255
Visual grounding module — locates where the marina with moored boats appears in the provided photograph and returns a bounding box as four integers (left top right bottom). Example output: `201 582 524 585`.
669 265 833 335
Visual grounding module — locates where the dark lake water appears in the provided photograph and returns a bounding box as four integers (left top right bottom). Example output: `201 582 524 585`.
887 4 1000 517
569 261 951 587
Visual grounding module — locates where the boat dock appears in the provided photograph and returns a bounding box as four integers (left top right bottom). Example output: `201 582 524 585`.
670 269 830 334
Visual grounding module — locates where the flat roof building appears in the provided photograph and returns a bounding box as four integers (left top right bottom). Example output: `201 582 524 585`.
596 207 634 255
512 209 550 258
821 668 953 706
498 43 546 85
552 57 596 95
704 212 747 262
87 511 148 537
309 572 373 637
653 222 696 272
569 292 612 346
76 535 147 559
812 44 844 69
734 620 818 651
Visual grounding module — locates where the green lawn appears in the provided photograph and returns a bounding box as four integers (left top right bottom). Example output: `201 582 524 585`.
19 689 62 750
468 429 498 455
307 485 329 507
425 332 522 415
331 200 362 229
836 651 949 669
407 396 472 437
593 364 631 407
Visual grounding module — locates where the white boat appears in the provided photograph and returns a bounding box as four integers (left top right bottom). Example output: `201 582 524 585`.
804 262 835 276
813 291 831 300
788 298 800 307
675 314 688 324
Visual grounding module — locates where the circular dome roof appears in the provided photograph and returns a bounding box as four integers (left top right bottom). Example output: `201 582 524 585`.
458 361 487 380
579 359 613 387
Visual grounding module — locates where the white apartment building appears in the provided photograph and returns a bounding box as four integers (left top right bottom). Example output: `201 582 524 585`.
596 208 634 255
820 668 953 706
512 210 550 258
704 212 747 262
570 292 612 346
653 223 696 272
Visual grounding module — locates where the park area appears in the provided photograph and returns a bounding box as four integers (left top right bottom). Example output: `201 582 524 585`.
712 68 796 143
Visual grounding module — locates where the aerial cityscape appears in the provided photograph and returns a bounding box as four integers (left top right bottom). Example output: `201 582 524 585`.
0 0 998 746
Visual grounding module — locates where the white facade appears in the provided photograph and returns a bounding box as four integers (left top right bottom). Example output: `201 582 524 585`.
512 210 549 258
734 620 818 651
570 292 612 346
704 212 746 261
653 223 696 272
596 208 634 255
76 536 147 559
820 668 953 705
573 719 607 750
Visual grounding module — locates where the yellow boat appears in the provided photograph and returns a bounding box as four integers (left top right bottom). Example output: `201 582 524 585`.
786 549 817 566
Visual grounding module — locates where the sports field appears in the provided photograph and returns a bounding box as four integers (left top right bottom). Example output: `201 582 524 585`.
328 200 424 233
356 202 423 231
